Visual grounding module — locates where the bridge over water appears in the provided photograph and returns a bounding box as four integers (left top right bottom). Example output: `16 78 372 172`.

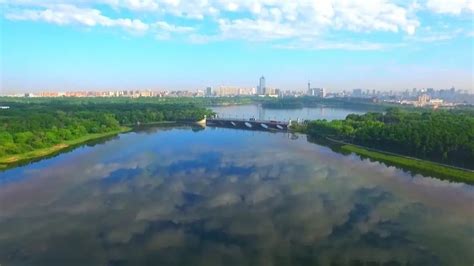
206 117 290 131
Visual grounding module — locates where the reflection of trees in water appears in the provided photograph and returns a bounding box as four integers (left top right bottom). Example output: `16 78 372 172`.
289 133 299 140
191 126 206 132
0 134 121 172
134 123 187 134
133 124 208 134
305 134 462 182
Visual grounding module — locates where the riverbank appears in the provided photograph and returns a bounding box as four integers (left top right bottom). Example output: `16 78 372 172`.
0 127 131 170
339 143 474 184
292 124 474 184
301 131 474 184
293 108 474 184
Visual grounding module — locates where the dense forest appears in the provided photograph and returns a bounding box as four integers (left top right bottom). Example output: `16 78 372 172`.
299 108 474 169
0 96 255 107
0 99 212 158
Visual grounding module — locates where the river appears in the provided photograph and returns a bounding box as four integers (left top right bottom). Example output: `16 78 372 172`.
0 106 473 266
211 104 367 121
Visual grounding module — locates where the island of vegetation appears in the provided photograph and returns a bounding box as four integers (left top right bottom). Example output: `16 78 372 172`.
261 98 304 109
259 96 400 111
293 108 474 183
0 98 213 169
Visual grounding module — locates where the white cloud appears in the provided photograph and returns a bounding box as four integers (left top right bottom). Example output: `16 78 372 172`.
213 0 421 43
154 21 194 33
153 20 195 39
218 18 307 40
121 0 160 10
3 1 421 35
406 28 465 42
4 3 198 36
2 0 472 48
105 0 213 19
425 0 474 14
5 4 150 31
216 0 420 40
275 40 398 51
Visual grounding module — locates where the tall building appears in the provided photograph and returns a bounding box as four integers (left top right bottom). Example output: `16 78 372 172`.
308 88 325 97
258 76 266 95
318 88 326 98
307 82 326 98
206 87 212 96
215 86 253 96
216 86 238 96
353 89 362 97
418 94 430 105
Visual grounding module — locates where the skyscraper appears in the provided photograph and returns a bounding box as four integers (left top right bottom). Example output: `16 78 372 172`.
258 76 266 95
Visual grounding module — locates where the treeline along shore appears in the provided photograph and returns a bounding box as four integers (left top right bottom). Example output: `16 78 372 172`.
293 108 474 183
0 98 213 169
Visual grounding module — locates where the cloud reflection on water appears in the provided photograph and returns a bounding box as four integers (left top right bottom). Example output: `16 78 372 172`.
0 127 473 266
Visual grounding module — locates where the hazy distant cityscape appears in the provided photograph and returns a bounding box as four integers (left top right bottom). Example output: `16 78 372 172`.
3 75 473 107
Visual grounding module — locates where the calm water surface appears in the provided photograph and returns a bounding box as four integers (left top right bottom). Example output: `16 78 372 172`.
211 104 367 121
0 126 473 265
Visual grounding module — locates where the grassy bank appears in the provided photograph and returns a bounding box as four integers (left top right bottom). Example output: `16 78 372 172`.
0 127 131 170
341 144 474 184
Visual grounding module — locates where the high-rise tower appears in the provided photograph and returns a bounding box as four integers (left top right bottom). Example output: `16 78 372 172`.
258 76 266 95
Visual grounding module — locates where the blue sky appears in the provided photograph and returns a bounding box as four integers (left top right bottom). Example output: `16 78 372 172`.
1 0 473 92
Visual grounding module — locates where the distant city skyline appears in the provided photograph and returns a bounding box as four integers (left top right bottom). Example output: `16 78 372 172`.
1 1 473 93
2 82 472 95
